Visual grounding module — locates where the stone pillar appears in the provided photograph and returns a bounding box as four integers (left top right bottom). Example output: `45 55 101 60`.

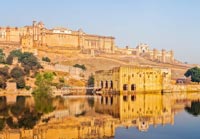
6 27 10 41
170 50 174 63
32 21 37 41
153 49 158 61
162 49 166 63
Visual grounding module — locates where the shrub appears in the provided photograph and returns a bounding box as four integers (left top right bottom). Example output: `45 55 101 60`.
10 67 24 79
42 57 51 62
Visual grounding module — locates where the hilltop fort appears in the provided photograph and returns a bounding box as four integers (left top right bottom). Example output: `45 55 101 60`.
0 21 174 64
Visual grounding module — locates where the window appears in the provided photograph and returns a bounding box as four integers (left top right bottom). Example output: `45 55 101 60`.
110 97 113 105
105 81 108 88
101 96 103 104
110 81 113 89
131 95 136 101
131 84 136 91
123 84 128 91
105 97 108 104
123 96 128 101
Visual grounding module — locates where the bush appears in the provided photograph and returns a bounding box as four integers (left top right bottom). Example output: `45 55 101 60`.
0 76 6 89
88 74 94 87
0 66 10 79
16 77 26 89
0 118 5 130
0 49 5 64
10 67 24 79
42 57 51 62
59 77 64 83
6 117 18 129
25 86 31 90
73 64 86 71
185 67 200 83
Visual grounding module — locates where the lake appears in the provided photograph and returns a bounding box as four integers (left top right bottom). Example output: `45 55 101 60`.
0 92 200 139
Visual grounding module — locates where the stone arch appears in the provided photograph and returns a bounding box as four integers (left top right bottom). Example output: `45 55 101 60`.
123 84 128 91
131 84 136 91
110 80 113 89
105 80 108 88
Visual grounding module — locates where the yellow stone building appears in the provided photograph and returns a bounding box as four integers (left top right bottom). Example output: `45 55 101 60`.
95 93 175 131
94 66 171 94
0 21 115 53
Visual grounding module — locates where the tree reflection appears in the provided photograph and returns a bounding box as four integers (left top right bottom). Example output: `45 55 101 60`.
185 101 200 116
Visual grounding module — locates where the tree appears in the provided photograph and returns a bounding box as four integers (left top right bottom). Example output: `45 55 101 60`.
0 49 5 64
184 67 200 83
0 118 5 130
6 50 41 71
88 74 94 87
0 76 6 89
32 72 54 114
18 109 40 129
20 52 41 69
6 49 23 65
10 67 24 79
16 77 26 89
185 101 200 116
0 66 10 79
10 49 23 58
6 55 14 65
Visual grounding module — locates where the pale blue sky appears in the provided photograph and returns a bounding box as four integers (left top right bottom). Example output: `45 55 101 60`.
1 0 200 64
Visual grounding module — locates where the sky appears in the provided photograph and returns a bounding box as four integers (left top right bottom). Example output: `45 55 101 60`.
1 0 200 64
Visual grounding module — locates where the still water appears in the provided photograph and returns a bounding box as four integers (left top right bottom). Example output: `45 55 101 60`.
0 92 200 139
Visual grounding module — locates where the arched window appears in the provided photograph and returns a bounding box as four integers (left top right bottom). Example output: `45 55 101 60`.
123 84 128 91
123 96 128 101
131 84 136 91
105 81 108 88
131 95 136 101
110 81 113 89
105 97 108 104
101 96 103 104
110 97 113 105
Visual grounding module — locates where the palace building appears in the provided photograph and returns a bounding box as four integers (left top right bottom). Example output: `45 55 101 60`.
0 21 175 63
0 21 115 53
94 66 171 93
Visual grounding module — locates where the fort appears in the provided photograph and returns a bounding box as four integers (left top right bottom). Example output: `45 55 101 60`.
0 21 174 64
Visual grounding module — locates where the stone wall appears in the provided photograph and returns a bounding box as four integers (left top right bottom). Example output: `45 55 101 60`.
41 61 84 77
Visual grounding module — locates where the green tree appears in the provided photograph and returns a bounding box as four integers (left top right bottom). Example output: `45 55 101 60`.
0 66 10 79
32 72 54 114
10 49 23 58
10 67 24 79
6 49 23 65
16 77 26 89
185 101 200 116
6 117 18 129
88 74 94 87
0 76 6 89
18 109 40 129
184 67 200 83
0 49 5 64
6 55 13 65
0 118 5 130
19 52 41 71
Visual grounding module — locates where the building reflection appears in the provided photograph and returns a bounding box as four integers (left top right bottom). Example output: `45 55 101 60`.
95 92 200 131
1 92 200 138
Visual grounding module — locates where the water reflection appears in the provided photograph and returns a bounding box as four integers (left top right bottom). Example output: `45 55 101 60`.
0 92 200 139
